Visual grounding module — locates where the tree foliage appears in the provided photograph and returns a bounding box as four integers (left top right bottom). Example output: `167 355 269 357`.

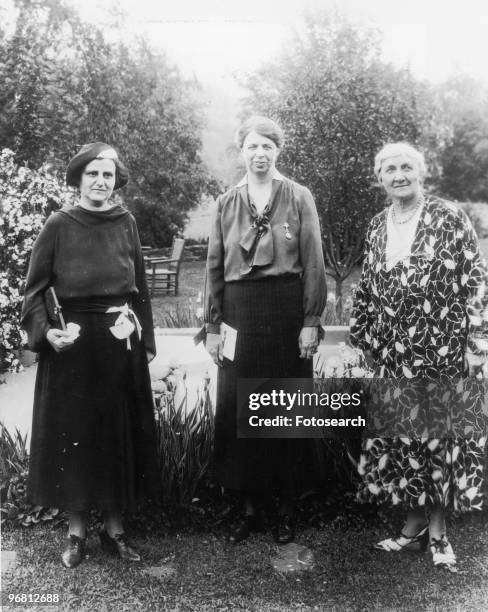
242 13 442 301
0 0 216 246
436 76 488 202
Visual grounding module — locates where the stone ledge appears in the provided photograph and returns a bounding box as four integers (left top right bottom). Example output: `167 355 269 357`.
155 326 349 345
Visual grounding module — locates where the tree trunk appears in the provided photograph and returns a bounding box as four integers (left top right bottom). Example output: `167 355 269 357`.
335 277 343 324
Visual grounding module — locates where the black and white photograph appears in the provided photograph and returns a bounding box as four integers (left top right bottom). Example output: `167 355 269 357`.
1 0 488 610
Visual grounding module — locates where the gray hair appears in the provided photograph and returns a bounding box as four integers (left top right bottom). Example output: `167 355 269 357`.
374 142 426 180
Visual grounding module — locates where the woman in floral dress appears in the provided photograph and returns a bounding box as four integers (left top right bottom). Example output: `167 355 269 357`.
350 142 488 570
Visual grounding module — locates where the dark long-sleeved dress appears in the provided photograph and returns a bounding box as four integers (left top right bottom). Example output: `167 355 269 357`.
350 196 488 511
206 173 327 495
21 204 161 512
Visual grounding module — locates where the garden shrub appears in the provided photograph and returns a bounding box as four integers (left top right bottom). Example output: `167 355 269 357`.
0 149 74 371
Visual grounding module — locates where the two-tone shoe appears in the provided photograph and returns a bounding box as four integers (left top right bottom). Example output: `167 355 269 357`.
430 535 457 571
374 525 429 552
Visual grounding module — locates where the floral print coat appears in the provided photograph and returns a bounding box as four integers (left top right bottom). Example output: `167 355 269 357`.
350 196 488 510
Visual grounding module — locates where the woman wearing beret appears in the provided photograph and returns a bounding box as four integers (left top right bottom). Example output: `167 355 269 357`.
350 142 488 570
205 116 327 544
22 143 161 568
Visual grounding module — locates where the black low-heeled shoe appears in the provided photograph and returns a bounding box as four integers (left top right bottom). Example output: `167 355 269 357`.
61 534 86 568
273 514 295 544
228 513 265 544
99 530 141 561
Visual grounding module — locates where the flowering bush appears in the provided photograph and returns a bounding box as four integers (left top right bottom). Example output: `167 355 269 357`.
0 149 75 370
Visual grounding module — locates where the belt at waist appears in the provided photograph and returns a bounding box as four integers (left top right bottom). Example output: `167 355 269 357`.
59 295 133 313
225 273 301 287
60 296 141 350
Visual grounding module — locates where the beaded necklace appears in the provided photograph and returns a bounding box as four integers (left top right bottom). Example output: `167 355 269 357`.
391 195 424 225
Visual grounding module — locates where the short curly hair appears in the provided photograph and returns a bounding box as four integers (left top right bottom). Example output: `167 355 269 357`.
66 142 129 190
235 115 284 149
374 142 426 181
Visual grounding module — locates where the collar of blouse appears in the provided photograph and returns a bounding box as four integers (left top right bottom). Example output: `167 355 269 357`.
235 169 285 187
237 171 285 275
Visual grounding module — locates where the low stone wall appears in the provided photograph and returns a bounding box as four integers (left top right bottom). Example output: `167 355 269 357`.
155 326 349 343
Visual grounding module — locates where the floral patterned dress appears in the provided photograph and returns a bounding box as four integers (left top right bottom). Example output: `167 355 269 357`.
350 196 488 511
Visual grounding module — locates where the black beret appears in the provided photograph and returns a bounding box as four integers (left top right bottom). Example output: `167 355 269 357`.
66 142 129 190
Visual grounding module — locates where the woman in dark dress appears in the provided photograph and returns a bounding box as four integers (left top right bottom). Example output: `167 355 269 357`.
21 143 161 568
205 116 327 543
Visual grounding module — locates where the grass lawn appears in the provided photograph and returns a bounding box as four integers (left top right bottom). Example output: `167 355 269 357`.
2 514 488 611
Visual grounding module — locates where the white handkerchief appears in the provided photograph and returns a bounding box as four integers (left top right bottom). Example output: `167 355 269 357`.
221 322 237 361
65 322 80 340
56 322 80 347
109 314 135 340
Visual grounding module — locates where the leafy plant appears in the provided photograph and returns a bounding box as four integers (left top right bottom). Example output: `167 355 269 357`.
153 372 214 506
313 345 374 487
157 299 204 328
0 422 60 526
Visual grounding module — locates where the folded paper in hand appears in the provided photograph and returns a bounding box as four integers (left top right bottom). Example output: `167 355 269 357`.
221 322 237 361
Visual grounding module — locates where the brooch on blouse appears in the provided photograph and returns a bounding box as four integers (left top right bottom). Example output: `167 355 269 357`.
283 222 292 240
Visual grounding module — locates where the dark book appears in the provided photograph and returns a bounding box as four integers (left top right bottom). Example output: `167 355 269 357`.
44 287 66 330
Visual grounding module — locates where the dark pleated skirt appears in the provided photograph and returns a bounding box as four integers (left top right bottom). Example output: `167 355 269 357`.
27 297 162 512
213 275 321 496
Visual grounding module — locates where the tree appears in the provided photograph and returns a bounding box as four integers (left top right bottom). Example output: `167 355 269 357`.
243 13 441 314
436 76 488 202
0 0 217 246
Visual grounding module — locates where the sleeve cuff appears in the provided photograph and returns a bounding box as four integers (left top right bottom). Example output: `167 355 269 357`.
206 322 220 334
303 315 322 327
